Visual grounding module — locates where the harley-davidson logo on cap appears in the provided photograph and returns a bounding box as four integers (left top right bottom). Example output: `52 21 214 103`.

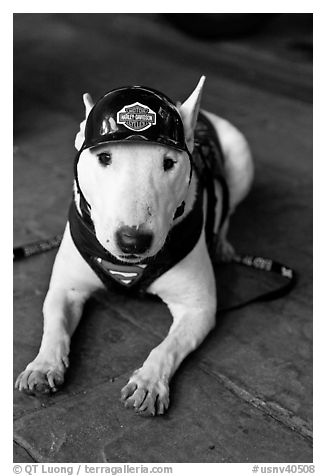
117 102 157 132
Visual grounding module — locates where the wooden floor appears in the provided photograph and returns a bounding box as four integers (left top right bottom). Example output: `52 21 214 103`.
13 14 312 463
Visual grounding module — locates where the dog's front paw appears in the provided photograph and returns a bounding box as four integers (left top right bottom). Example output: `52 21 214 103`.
120 368 170 417
15 356 68 395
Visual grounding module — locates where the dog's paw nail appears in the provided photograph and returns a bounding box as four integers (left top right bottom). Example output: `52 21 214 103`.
137 393 156 416
132 388 147 409
48 371 64 389
14 373 23 389
157 400 167 415
121 381 137 400
124 398 136 409
136 406 155 417
62 356 69 368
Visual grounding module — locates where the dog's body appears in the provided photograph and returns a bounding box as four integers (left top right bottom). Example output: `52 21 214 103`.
16 77 254 416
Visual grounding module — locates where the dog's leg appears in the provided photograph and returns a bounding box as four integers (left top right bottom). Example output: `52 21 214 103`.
121 228 216 416
15 223 104 394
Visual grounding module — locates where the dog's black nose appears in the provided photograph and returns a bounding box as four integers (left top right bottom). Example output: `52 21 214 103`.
116 226 153 254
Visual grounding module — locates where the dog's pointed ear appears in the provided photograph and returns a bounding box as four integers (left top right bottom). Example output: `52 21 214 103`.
83 92 94 117
75 93 95 151
178 76 205 153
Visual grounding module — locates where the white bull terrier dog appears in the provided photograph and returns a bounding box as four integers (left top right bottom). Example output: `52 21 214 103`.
16 77 254 416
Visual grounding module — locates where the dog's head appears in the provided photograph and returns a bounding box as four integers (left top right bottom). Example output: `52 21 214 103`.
74 77 205 263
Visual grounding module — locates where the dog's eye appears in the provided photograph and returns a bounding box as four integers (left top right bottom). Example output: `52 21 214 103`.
163 157 176 171
97 152 112 166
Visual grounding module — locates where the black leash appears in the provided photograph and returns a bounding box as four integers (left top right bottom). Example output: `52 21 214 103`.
13 236 297 311
13 235 62 261
218 254 297 313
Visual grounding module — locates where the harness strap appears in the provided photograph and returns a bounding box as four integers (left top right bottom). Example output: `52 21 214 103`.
193 112 230 240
